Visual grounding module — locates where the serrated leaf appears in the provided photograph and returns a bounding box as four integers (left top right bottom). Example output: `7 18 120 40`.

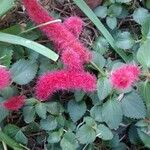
96 124 113 140
97 77 112 101
60 132 79 150
35 103 47 119
74 91 85 102
106 17 117 30
93 36 109 55
15 130 28 145
137 40 150 68
115 31 135 49
23 106 35 123
137 129 150 148
83 116 96 127
0 86 18 99
94 6 107 18
0 44 13 67
48 129 63 144
108 4 122 17
0 106 9 123
133 7 150 25
40 116 57 131
102 99 123 129
3 124 20 138
10 59 38 85
121 92 146 119
116 0 131 3
76 124 96 144
90 105 103 122
92 51 106 69
46 102 64 115
67 100 86 122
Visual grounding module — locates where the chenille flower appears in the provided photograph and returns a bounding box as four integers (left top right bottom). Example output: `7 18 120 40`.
3 95 26 111
0 67 11 90
110 64 140 90
35 70 96 100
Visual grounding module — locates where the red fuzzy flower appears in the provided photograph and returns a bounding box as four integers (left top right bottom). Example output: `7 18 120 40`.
110 64 140 90
23 0 91 63
3 96 26 111
0 67 11 90
63 16 83 38
36 70 96 100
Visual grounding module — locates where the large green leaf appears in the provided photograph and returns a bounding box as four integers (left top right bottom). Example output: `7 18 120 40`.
97 77 112 101
0 0 16 17
121 92 146 119
102 99 123 129
10 59 38 85
96 124 113 140
67 100 86 122
15 130 28 145
76 124 96 144
90 105 103 122
0 106 9 123
60 132 79 150
0 32 59 61
137 40 150 68
35 103 47 119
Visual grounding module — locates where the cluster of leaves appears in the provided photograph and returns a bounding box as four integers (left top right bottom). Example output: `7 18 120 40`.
0 0 150 149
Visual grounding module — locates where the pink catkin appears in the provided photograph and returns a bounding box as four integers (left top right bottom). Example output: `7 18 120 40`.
23 0 91 63
110 65 140 90
36 70 96 100
3 95 26 111
0 67 11 90
63 16 84 38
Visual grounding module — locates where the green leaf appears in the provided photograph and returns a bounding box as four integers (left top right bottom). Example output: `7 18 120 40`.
0 32 59 61
46 102 64 115
137 40 150 68
0 105 9 122
137 129 150 148
108 4 122 17
133 7 150 25
141 19 150 40
121 92 146 119
102 99 123 129
96 124 113 140
94 6 107 18
72 0 129 62
40 116 57 131
0 44 13 67
15 130 28 145
115 31 135 49
60 132 79 150
10 59 38 85
35 103 47 119
67 100 86 122
90 105 103 122
76 124 96 144
97 77 112 101
138 82 150 115
106 17 117 30
23 106 35 123
74 90 85 102
0 0 16 17
48 129 63 144
3 124 20 138
92 51 106 69
83 116 97 127
0 86 18 99
93 36 109 55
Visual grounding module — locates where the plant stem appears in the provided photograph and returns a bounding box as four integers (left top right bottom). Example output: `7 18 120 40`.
90 61 106 76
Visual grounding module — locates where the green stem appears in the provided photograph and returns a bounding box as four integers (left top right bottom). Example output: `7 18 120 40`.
90 61 106 76
73 0 129 62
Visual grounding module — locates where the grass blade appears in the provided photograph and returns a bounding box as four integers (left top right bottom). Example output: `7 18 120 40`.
0 32 59 61
73 0 129 62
